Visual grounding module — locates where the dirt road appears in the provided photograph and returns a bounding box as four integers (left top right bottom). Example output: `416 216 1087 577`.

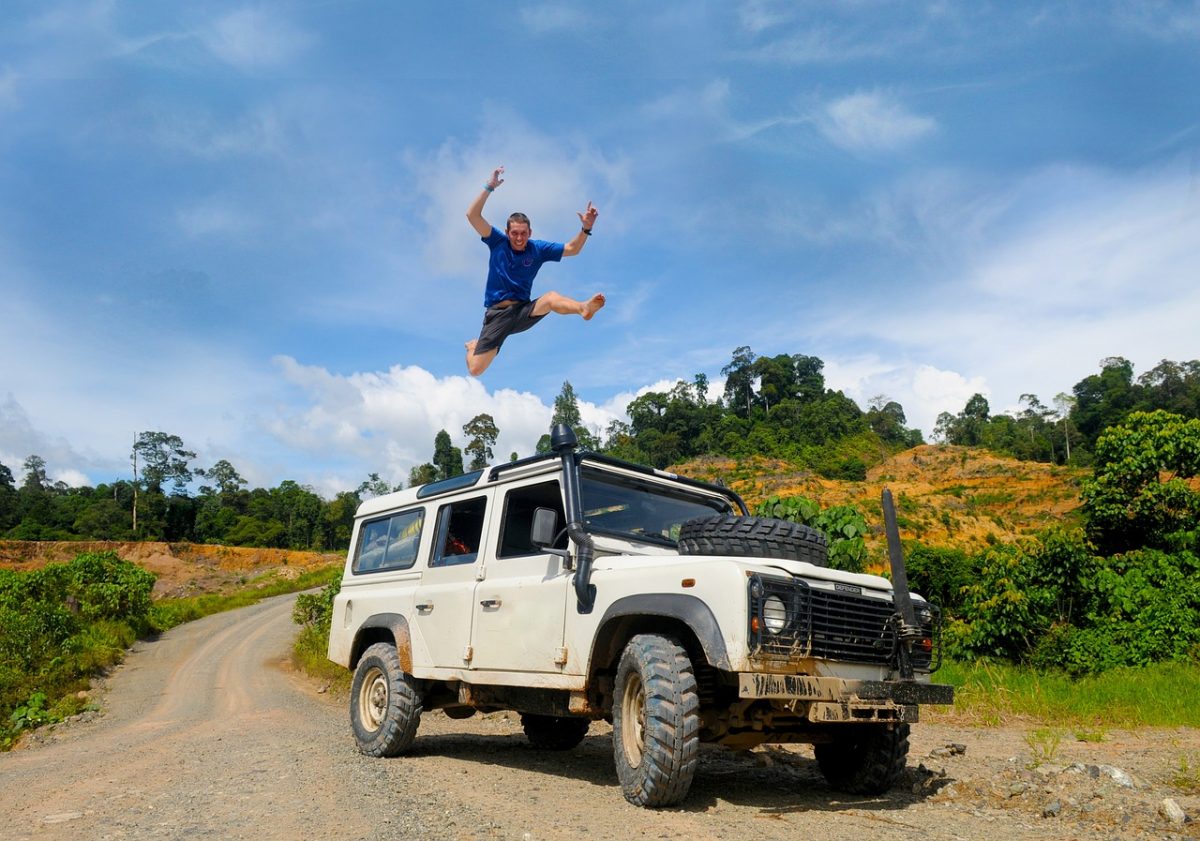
1 594 1194 840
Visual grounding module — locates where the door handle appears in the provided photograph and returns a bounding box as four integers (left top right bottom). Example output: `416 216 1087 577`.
416 602 433 612
479 598 502 609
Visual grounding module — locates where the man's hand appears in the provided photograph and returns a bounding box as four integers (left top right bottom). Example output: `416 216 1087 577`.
469 166 505 236
577 201 598 231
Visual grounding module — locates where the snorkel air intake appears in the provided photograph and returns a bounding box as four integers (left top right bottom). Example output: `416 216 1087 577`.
552 424 596 613
881 488 923 680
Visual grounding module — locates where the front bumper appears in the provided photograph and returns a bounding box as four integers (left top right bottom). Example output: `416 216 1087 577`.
737 673 954 723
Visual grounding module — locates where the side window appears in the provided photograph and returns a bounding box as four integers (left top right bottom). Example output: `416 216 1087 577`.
498 480 568 558
353 509 424 574
430 496 487 568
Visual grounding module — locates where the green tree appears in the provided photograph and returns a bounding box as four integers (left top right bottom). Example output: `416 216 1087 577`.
0 462 17 532
550 381 598 450
1072 356 1139 448
463 413 499 470
356 473 392 498
408 462 438 486
1081 410 1200 555
133 431 195 494
195 459 246 496
432 430 463 480
721 346 757 419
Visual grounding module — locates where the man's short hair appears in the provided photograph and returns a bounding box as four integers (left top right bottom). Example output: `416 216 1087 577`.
506 212 531 232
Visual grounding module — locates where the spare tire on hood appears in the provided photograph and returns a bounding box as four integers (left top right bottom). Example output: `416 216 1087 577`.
677 515 828 567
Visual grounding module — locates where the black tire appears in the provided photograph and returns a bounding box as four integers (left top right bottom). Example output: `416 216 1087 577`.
814 723 910 794
611 634 700 807
521 713 590 750
677 515 828 567
350 642 422 757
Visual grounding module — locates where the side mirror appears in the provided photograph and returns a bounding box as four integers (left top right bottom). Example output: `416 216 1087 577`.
531 507 572 567
531 507 559 548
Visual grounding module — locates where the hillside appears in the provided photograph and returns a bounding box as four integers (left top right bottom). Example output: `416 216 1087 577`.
1 446 1085 586
0 540 343 598
675 444 1086 562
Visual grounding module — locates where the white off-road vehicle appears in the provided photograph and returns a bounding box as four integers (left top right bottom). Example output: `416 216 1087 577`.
327 425 952 807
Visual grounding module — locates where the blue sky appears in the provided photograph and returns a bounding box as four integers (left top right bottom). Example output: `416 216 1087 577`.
1 1 1198 496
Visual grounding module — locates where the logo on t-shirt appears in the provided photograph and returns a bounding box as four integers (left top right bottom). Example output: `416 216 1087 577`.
522 257 533 267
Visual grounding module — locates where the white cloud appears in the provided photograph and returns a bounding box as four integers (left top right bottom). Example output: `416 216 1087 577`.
0 394 97 482
737 0 794 33
817 91 936 153
201 8 313 71
803 162 1200 436
268 356 555 487
406 111 632 279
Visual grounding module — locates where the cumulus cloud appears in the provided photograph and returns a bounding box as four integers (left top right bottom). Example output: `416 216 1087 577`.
262 357 680 493
800 162 1200 436
268 357 552 485
817 91 936 153
0 394 98 483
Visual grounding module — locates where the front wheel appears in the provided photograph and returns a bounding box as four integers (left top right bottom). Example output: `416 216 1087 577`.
814 723 910 794
350 642 422 757
611 634 700 807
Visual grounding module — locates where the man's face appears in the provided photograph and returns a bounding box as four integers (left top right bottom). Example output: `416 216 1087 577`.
506 221 531 251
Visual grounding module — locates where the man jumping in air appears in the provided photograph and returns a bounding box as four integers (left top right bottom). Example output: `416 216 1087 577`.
464 166 605 376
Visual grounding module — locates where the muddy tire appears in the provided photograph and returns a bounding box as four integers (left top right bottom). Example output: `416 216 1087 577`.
678 515 828 567
611 634 700 807
521 714 590 750
350 642 422 757
814 723 910 794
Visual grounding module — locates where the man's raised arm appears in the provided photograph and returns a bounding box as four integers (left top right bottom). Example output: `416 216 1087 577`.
562 201 598 257
467 166 504 237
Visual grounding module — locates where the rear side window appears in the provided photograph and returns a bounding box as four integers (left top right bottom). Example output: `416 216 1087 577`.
354 509 424 573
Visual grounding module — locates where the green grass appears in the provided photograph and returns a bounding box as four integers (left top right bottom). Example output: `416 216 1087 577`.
151 565 341 631
2 563 342 750
936 658 1200 727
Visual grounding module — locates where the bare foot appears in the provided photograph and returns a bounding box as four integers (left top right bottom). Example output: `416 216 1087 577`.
582 293 606 321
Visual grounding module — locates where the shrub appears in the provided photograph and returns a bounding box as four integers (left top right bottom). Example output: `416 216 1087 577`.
0 551 157 748
755 494 868 572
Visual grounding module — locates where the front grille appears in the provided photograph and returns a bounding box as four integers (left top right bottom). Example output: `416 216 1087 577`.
748 575 939 669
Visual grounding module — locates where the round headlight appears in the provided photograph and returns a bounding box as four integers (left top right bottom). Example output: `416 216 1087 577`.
762 595 787 634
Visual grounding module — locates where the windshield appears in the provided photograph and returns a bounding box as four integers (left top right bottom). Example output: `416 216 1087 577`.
580 468 733 546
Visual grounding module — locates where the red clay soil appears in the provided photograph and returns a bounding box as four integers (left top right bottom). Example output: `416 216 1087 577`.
0 541 344 598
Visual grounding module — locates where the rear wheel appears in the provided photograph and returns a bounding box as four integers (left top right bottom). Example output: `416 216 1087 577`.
611 634 700 807
814 723 910 794
350 642 422 757
521 713 590 750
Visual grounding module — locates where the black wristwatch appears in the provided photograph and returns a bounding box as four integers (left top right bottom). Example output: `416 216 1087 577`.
581 228 592 236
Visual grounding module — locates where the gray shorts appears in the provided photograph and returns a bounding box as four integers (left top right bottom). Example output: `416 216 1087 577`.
474 300 546 354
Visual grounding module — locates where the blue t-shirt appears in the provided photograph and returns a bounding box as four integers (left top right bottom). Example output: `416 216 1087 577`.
481 226 564 307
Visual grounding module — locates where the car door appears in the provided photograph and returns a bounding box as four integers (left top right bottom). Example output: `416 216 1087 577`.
469 478 573 675
410 493 490 672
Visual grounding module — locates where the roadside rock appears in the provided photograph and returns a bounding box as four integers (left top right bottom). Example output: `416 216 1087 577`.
1159 798 1187 826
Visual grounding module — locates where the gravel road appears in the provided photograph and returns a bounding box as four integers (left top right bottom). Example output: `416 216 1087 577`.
1 593 1195 840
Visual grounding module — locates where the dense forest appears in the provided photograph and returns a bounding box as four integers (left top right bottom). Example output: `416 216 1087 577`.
2 351 1196 552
